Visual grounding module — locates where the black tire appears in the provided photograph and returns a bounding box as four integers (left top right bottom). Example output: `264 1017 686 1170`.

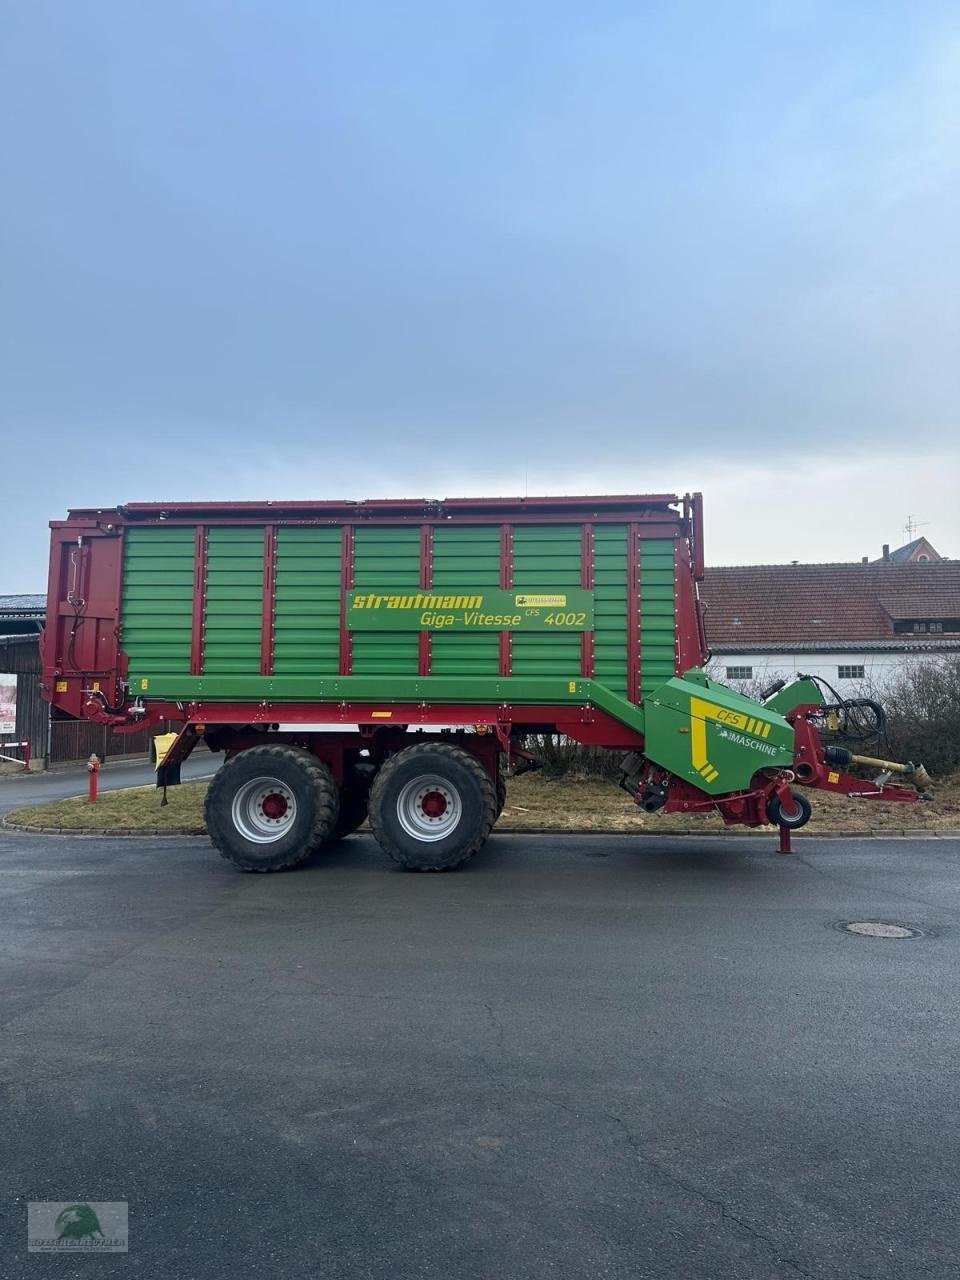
368 742 497 871
766 789 812 830
204 744 339 872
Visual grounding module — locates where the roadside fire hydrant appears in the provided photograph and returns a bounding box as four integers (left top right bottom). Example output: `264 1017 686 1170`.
87 753 101 803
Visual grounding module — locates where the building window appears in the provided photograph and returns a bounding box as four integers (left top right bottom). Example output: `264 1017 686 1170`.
895 619 956 634
837 665 865 680
726 666 753 681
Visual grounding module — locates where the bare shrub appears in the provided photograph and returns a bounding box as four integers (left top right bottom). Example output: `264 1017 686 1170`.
520 735 620 780
881 657 960 776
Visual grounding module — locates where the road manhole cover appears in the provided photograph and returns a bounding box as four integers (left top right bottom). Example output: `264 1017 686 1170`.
836 921 924 940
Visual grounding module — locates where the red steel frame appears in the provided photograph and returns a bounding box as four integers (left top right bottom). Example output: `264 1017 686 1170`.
418 524 432 676
626 522 640 704
499 523 512 676
580 523 594 678
190 525 208 676
338 524 354 676
260 525 276 675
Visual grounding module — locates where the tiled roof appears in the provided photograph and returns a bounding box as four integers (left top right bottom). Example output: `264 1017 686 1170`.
710 638 960 654
0 594 46 617
701 562 960 645
878 594 960 620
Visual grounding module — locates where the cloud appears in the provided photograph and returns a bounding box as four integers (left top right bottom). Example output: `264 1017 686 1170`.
0 3 957 587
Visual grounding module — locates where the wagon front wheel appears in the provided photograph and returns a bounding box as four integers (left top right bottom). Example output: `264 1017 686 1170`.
204 744 339 871
368 743 497 871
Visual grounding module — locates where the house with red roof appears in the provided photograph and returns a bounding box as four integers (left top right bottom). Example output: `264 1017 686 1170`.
700 543 959 692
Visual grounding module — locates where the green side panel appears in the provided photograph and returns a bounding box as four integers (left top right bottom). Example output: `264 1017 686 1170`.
511 525 582 675
273 526 342 674
430 525 501 675
203 527 264 675
640 539 676 699
351 526 420 674
592 523 628 697
642 673 793 794
121 527 196 676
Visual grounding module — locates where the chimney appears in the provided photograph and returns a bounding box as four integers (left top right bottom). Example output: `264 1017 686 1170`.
861 556 868 564
882 544 890 562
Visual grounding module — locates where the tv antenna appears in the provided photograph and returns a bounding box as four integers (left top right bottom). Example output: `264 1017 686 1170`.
902 515 929 541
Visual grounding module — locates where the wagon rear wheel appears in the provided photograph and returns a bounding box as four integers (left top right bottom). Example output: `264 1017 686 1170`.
204 744 339 871
368 743 497 870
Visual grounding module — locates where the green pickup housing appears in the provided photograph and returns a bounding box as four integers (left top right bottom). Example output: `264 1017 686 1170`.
642 669 796 795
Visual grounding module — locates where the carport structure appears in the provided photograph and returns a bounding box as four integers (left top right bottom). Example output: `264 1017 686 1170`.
0 596 46 767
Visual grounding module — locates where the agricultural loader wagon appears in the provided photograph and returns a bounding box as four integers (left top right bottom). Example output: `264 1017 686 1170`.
41 493 928 870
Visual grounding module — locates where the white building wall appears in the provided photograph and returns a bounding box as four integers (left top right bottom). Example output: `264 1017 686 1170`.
709 649 946 695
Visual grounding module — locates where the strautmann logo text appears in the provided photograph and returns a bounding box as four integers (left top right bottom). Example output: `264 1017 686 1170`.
352 592 485 611
346 587 594 632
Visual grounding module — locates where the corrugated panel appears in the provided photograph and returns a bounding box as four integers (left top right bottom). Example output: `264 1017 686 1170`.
431 525 501 675
203 527 264 675
511 525 582 676
351 526 420 674
592 524 628 696
0 635 41 674
640 538 676 697
273 527 342 674
121 527 196 675
14 672 47 760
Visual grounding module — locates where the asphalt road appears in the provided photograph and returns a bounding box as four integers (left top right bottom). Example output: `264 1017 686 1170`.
0 753 219 817
2 827 959 1279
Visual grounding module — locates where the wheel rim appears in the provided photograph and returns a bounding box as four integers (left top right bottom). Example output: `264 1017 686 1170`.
780 795 801 821
231 776 298 844
396 774 462 842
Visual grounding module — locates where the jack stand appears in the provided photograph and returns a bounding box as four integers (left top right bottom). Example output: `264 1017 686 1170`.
777 824 793 855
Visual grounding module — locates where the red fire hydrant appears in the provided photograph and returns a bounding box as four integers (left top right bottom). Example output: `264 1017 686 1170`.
87 753 101 803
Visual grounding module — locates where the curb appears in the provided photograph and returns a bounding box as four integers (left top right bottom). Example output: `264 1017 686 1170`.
0 816 205 837
0 824 207 834
3 815 960 840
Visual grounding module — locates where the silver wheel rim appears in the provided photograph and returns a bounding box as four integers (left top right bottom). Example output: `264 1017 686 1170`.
397 774 462 842
231 776 298 844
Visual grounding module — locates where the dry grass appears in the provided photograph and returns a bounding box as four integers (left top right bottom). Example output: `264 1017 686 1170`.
5 782 207 833
502 772 960 834
5 770 960 835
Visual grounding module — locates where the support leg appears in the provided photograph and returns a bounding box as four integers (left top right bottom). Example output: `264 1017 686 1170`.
778 823 793 855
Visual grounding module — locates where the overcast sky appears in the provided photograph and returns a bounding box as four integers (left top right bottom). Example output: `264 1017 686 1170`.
1 1 958 591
